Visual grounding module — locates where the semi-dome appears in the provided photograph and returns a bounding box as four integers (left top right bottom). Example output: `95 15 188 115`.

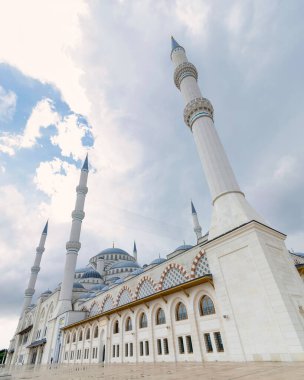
108 276 120 282
73 282 85 289
75 267 91 273
100 247 130 256
130 268 144 276
114 278 124 284
91 284 106 291
293 252 304 258
150 257 166 266
110 261 140 270
81 269 102 279
79 292 95 299
174 244 193 252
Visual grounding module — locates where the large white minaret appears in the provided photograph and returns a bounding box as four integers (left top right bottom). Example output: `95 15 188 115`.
191 201 203 243
171 37 264 239
21 221 48 313
171 37 304 362
57 155 89 315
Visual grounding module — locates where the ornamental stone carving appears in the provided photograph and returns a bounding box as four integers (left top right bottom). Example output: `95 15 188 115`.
76 185 88 195
66 241 81 252
183 97 214 129
71 210 85 221
174 62 198 89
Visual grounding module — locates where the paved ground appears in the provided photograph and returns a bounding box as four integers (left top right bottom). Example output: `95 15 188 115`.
3 362 304 380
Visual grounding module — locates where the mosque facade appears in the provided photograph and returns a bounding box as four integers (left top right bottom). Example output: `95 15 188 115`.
6 38 304 367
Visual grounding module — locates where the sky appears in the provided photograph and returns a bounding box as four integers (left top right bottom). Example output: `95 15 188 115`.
0 0 304 348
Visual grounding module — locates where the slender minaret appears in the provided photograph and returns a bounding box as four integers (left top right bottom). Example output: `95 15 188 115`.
171 37 264 238
57 155 89 315
133 241 137 261
21 221 48 313
191 201 203 243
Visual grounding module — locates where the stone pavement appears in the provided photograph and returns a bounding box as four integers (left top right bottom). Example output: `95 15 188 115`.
3 362 304 380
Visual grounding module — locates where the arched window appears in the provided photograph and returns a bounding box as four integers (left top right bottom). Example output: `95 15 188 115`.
176 302 188 321
199 295 215 316
72 332 76 343
79 330 83 341
94 326 99 338
113 320 119 334
125 317 132 331
66 333 70 344
156 308 166 325
86 328 91 340
139 313 148 328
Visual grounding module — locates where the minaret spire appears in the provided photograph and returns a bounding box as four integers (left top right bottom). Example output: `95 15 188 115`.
133 241 137 261
171 39 264 238
57 155 89 315
191 201 203 243
21 221 48 313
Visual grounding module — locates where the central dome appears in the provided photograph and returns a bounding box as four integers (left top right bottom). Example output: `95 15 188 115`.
100 247 130 256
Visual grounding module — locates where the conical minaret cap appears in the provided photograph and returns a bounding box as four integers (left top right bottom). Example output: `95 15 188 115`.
171 36 185 57
191 200 197 214
133 241 137 252
82 153 89 171
42 220 48 234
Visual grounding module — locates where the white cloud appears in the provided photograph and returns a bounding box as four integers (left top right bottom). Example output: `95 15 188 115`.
176 0 211 37
0 0 89 116
0 85 17 121
51 114 90 161
0 98 58 155
0 98 89 160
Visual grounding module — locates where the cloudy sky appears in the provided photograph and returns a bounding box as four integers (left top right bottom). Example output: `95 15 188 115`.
1 0 304 348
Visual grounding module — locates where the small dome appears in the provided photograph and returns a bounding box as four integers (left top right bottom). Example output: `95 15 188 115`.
91 284 106 291
75 267 91 273
81 270 102 279
73 282 85 289
130 268 144 276
110 261 140 270
174 244 193 252
150 257 166 266
41 290 52 296
100 247 130 256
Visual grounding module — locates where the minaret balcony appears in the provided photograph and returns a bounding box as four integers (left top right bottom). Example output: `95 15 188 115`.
184 97 214 129
174 62 198 89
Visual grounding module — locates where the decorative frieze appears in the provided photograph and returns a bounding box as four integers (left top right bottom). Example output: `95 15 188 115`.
183 97 214 129
71 210 85 221
66 241 81 252
174 62 198 89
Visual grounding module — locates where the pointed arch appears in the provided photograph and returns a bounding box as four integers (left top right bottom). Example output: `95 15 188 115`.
135 276 157 299
100 294 114 312
190 250 210 278
89 302 100 317
116 286 134 306
159 263 190 290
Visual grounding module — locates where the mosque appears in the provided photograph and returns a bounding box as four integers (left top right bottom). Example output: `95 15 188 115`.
6 38 304 367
